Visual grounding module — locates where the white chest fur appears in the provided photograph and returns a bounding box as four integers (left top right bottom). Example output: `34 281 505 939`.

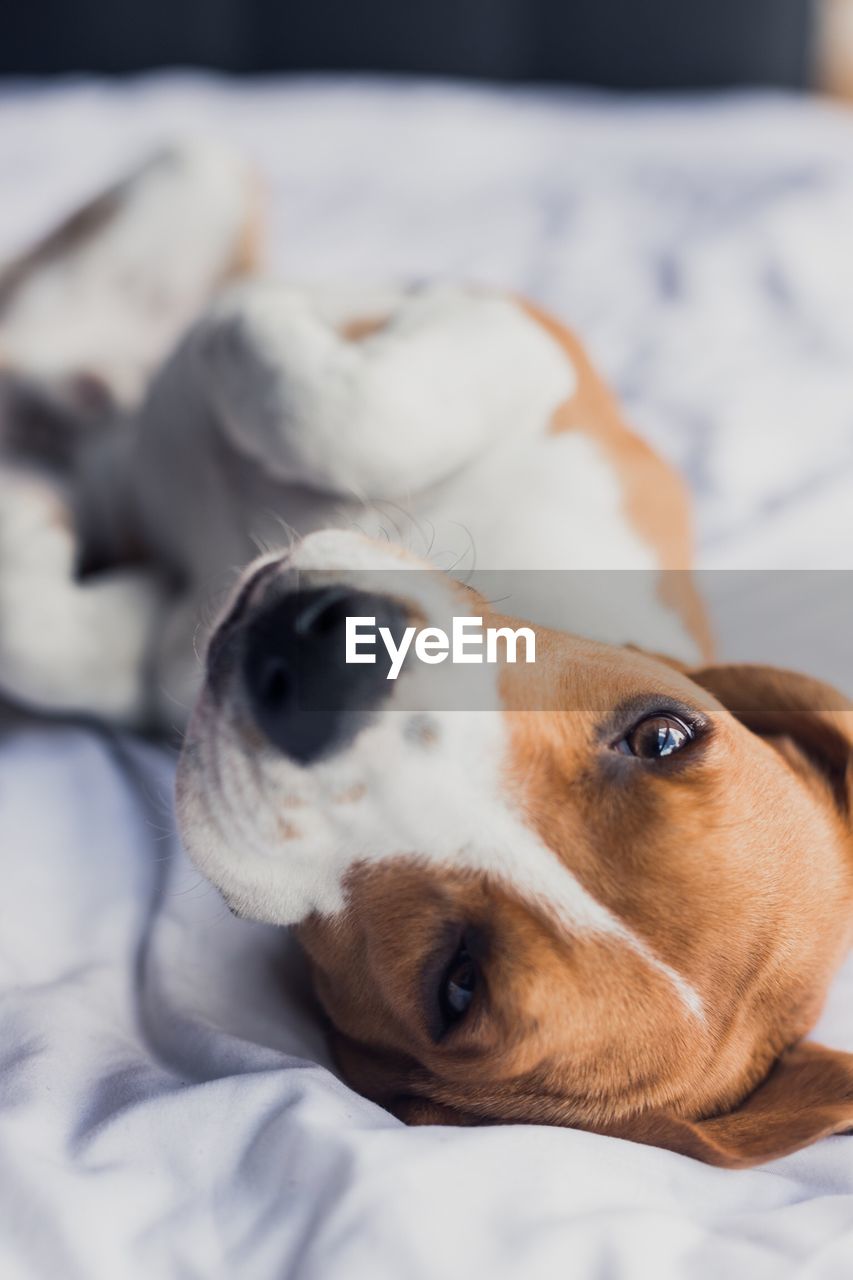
132 282 698 672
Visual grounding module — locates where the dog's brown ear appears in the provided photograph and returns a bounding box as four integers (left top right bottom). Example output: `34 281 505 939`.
328 1030 481 1127
612 1042 853 1168
391 1096 480 1126
393 1048 853 1166
690 664 853 815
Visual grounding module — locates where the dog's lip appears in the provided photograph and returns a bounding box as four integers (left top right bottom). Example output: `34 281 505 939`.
181 692 279 855
205 556 286 683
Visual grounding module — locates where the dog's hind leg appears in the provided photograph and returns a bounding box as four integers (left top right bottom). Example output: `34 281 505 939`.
0 144 264 729
0 142 262 405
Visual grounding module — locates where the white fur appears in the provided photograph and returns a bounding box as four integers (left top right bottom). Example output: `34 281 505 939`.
356 428 702 664
0 466 162 721
193 281 575 497
177 531 703 1019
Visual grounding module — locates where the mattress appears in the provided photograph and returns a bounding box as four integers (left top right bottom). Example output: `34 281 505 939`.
2 76 853 1278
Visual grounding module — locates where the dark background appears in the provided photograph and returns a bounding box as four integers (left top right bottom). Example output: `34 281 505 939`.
1 0 816 88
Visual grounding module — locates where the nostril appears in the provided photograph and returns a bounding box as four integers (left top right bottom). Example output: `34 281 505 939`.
256 655 291 708
294 586 353 638
241 586 408 763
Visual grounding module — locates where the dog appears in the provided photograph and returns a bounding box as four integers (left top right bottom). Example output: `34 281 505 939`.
2 147 852 1168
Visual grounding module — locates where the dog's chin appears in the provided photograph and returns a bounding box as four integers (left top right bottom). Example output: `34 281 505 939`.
177 676 510 929
176 681 389 926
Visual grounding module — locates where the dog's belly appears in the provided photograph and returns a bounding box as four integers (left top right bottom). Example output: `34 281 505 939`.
407 430 701 663
158 413 700 667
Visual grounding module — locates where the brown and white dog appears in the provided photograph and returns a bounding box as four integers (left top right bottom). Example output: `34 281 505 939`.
2 147 852 1169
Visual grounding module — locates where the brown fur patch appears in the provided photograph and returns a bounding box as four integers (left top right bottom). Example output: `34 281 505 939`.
296 633 853 1166
340 315 389 342
521 300 713 662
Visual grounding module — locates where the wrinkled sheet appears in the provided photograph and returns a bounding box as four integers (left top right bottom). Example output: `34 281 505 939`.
2 77 853 1278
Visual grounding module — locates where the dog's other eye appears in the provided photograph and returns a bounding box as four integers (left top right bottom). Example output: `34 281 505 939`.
440 945 477 1025
616 713 693 759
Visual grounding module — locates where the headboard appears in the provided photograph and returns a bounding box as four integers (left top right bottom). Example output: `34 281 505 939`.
1 0 815 88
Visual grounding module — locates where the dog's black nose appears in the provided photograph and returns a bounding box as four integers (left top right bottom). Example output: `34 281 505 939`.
242 586 408 764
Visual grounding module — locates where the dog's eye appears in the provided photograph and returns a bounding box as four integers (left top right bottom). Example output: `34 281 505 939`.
440 945 477 1024
616 713 693 759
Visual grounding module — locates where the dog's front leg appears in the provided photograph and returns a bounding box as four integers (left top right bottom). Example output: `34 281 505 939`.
179 281 574 502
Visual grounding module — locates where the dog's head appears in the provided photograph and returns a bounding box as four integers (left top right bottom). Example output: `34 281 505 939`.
177 531 853 1167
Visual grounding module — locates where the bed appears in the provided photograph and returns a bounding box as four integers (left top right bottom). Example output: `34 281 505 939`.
2 76 853 1278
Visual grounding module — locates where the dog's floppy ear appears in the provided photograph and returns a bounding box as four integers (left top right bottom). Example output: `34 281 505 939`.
690 664 853 815
328 1029 480 1126
330 1028 484 1127
391 1096 481 1126
389 1047 853 1168
612 1042 853 1167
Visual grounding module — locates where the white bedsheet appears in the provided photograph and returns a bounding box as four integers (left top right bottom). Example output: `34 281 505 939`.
2 77 853 1278
4 725 853 1280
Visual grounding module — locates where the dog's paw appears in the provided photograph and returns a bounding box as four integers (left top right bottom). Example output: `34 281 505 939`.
0 143 262 404
0 467 160 722
191 282 574 498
